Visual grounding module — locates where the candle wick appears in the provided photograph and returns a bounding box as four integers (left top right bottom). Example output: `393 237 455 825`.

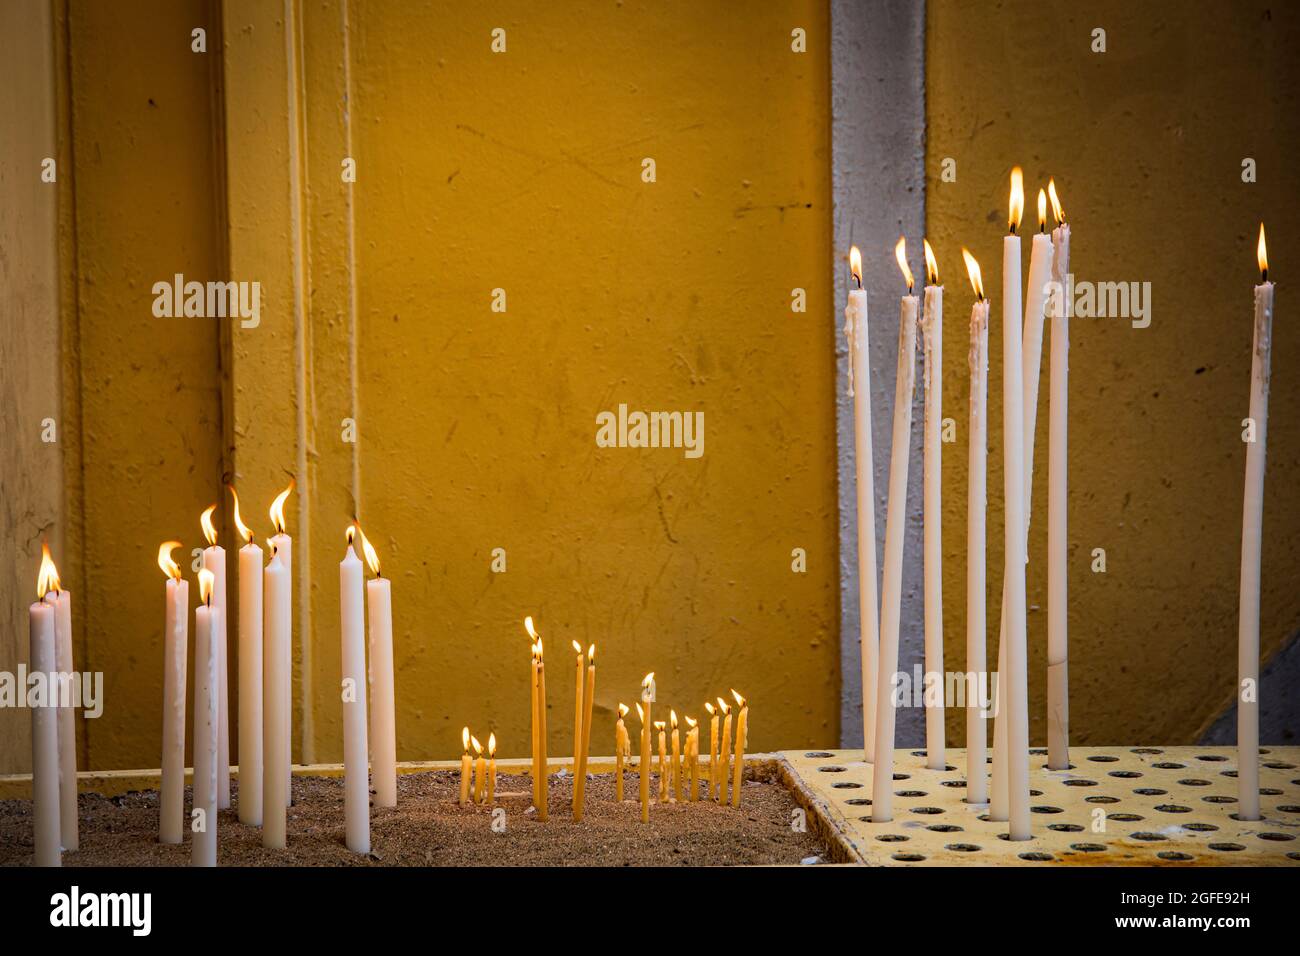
852 273 861 290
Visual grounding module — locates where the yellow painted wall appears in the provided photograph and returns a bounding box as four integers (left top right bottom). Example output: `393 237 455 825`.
926 0 1300 746
28 0 837 772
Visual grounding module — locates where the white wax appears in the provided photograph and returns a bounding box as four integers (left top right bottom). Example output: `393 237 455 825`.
237 542 264 825
1001 233 1031 841
202 545 230 810
160 577 188 844
192 601 219 867
921 284 945 770
368 577 397 807
271 532 292 806
1047 223 1072 770
1238 279 1273 821
45 589 78 850
845 287 880 761
871 292 919 822
965 300 990 804
340 546 370 852
262 551 290 848
29 601 61 867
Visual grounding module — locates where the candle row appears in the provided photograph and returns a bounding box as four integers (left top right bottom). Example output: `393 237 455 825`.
458 728 498 806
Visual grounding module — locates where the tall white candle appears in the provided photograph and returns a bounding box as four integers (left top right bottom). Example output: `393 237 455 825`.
200 506 231 811
31 556 60 867
269 483 294 807
193 568 219 867
962 250 990 805
844 246 880 762
871 237 919 823
41 547 77 852
1001 168 1031 841
1238 223 1273 821
158 542 188 845
231 487 263 826
262 545 290 849
1046 180 1071 771
921 240 945 771
341 526 370 853
358 525 397 808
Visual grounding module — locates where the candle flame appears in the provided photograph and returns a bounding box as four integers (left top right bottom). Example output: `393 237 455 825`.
1008 167 1024 233
894 236 914 292
346 523 356 546
488 732 496 756
462 726 470 752
572 640 583 655
961 248 984 301
354 522 381 577
37 542 60 599
1037 189 1047 232
535 638 543 661
670 709 678 729
849 245 863 289
471 735 483 756
228 485 253 544
654 721 665 731
198 567 214 606
635 702 644 723
684 715 697 729
1047 179 1065 225
716 696 731 715
618 702 629 718
200 504 218 546
269 481 294 534
923 238 939 285
157 541 183 581
731 688 746 709
1258 223 1269 281
524 616 539 641
704 701 716 717
587 643 595 660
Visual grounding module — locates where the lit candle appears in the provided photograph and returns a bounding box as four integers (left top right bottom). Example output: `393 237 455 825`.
472 735 486 804
961 249 991 805
571 641 585 796
655 721 668 803
340 525 369 853
230 487 263 826
529 635 540 808
716 697 732 805
31 554 60 866
1238 223 1273 822
921 240 946 771
845 244 881 761
615 703 629 802
459 727 472 807
730 690 748 808
670 710 681 802
193 568 219 867
1046 180 1071 772
40 545 77 852
157 541 188 845
871 238 920 823
262 539 290 849
638 672 654 823
487 733 497 804
575 644 596 820
705 702 718 799
685 716 699 801
525 617 548 821
199 506 231 811
356 524 396 808
1000 167 1032 841
268 482 294 808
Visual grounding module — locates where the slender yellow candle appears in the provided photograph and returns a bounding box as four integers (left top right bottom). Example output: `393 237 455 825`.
487 732 497 804
537 641 549 822
574 644 596 821
670 710 682 802
529 633 539 807
639 673 654 823
685 716 699 801
655 721 668 803
459 727 472 807
615 703 629 802
571 641 585 789
472 735 486 804
716 698 732 804
730 690 748 808
705 702 718 800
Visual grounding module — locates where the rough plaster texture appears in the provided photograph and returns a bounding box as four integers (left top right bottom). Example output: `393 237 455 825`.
926 0 1300 746
832 0 928 749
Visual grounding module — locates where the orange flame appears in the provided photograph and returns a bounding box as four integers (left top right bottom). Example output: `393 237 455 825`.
198 568 215 606
962 248 984 301
849 245 863 288
1047 179 1065 225
705 701 716 717
488 733 496 757
684 715 697 729
923 239 939 285
269 481 294 534
471 735 483 756
894 236 914 292
731 688 746 709
157 541 183 581
587 643 596 661
37 543 60 600
462 726 470 753
229 485 253 544
572 640 583 655
1008 167 1024 233
1258 223 1269 281
524 616 539 641
635 702 644 723
354 522 380 577
618 703 630 718
716 696 731 715
200 504 218 546
670 709 678 729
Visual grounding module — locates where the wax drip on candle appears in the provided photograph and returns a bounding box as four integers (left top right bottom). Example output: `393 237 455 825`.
229 485 255 545
38 541 60 599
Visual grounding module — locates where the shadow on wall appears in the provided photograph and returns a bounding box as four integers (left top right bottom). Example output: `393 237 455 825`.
1200 631 1300 746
